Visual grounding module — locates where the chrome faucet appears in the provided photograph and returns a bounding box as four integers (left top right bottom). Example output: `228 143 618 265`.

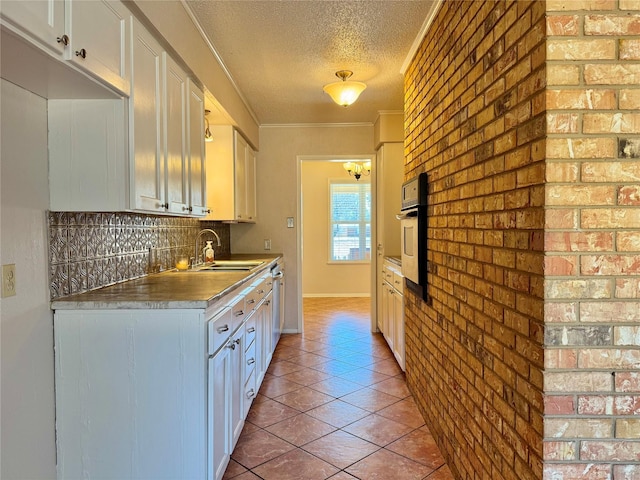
194 229 222 267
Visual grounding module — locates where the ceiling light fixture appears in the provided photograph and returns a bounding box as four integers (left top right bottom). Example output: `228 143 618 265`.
204 109 213 142
343 161 371 181
323 70 367 107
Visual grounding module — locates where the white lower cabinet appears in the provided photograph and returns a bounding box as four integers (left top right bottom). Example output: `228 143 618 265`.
381 260 405 371
54 270 277 480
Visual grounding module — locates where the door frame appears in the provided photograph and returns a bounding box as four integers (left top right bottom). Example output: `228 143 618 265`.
296 154 377 334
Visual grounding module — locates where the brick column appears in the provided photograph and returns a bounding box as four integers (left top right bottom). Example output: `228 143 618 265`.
544 1 640 478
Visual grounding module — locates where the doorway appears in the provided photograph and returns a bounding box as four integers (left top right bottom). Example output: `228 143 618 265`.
297 156 376 334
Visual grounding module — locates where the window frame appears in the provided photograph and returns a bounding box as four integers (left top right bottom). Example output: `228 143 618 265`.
327 178 371 264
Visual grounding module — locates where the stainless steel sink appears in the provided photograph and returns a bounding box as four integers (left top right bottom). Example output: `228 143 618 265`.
176 260 265 272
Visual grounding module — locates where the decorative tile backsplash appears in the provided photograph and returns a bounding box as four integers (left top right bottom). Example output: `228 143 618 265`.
48 212 230 300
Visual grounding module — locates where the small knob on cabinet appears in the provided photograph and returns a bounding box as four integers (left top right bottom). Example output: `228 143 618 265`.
57 35 69 46
75 48 87 59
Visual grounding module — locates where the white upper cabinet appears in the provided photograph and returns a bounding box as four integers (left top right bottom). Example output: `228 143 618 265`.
65 0 130 95
0 0 65 55
205 126 257 223
1 0 130 95
187 81 208 216
129 18 164 213
164 54 189 215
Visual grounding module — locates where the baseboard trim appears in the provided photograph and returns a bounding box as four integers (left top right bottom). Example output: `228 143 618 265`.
303 294 371 298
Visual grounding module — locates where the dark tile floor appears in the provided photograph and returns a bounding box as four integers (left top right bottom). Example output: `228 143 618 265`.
223 297 454 480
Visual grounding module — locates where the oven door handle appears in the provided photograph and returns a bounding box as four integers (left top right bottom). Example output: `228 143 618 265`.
396 210 418 220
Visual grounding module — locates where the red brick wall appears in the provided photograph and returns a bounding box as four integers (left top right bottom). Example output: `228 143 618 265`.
404 1 546 479
544 1 640 478
405 0 640 478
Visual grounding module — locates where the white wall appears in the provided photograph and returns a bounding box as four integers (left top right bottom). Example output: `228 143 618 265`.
301 161 370 296
0 80 56 479
230 124 374 332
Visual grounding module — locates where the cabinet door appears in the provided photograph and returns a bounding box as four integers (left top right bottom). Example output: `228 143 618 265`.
66 0 131 95
0 0 65 55
209 345 231 480
393 291 405 371
229 328 244 448
245 145 257 222
187 80 207 216
262 292 273 376
130 20 165 213
233 132 247 221
164 54 189 215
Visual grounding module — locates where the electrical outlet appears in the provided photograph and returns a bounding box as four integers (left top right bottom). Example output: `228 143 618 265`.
287 217 294 228
2 264 16 298
264 239 271 250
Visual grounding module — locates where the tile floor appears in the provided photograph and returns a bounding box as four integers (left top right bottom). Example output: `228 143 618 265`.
223 297 454 480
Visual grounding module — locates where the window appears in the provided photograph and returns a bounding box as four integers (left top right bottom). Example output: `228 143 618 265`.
329 181 371 262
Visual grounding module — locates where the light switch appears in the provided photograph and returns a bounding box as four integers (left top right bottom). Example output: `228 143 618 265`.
264 239 271 250
2 264 16 298
287 217 294 228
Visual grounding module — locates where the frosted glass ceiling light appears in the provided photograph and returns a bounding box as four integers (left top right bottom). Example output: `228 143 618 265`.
343 160 371 180
323 70 367 107
204 109 213 142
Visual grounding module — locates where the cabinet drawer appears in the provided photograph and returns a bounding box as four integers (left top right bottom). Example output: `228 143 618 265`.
243 369 257 417
244 339 256 380
208 307 232 355
383 266 394 282
393 273 404 293
230 295 246 332
245 316 257 348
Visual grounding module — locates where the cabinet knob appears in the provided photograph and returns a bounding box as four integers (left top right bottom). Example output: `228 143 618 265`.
227 342 236 350
159 203 169 210
75 48 87 59
206 208 211 214
56 35 69 46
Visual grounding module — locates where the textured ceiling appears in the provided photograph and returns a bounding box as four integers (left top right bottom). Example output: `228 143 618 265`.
184 0 436 125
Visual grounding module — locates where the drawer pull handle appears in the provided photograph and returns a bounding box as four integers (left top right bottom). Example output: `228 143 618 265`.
246 389 255 399
217 325 229 333
247 358 255 365
247 299 255 305
235 310 244 317
247 327 256 333
257 289 264 294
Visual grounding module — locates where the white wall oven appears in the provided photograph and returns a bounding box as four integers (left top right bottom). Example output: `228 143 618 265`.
397 173 428 300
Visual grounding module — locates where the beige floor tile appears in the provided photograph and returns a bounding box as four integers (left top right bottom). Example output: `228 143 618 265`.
221 459 246 479
370 375 412 399
303 430 380 469
245 397 299 428
252 449 339 480
308 376 364 397
345 448 434 480
340 387 402 412
274 386 335 412
336 367 392 387
281 367 332 386
387 426 446 469
343 413 415 446
377 397 427 429
258 375 304 398
230 429 295 469
306 399 371 428
264 413 337 446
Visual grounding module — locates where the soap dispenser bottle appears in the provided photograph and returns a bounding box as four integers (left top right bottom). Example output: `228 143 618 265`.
203 241 215 263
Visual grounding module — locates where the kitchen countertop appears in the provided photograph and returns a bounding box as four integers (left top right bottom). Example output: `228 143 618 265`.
51 254 282 311
385 256 401 267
